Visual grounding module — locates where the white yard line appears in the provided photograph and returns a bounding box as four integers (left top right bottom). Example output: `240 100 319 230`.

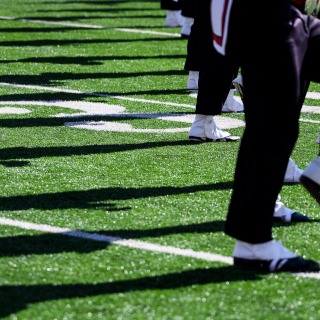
0 217 232 265
0 217 318 279
1 82 320 114
0 16 181 37
0 82 195 108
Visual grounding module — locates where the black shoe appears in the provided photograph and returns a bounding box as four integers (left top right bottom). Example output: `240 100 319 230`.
290 212 311 222
234 256 320 273
300 174 320 205
180 33 189 39
189 135 240 142
273 212 311 223
300 157 320 204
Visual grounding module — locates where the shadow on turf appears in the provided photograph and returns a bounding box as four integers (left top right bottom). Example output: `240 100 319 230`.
0 220 226 259
0 139 218 161
0 68 187 87
0 54 186 65
0 233 109 257
0 160 29 167
0 36 182 48
0 182 232 211
0 266 261 317
0 182 319 222
0 111 192 130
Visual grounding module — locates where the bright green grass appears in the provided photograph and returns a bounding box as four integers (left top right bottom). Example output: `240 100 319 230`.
1 0 320 319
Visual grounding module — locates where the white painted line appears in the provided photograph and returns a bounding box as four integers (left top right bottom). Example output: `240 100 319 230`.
0 16 105 29
0 107 31 114
0 82 195 108
306 92 320 99
301 105 320 113
300 118 320 124
0 100 125 114
113 28 180 37
0 217 232 265
0 102 245 130
0 16 180 37
65 121 189 132
2 83 320 112
0 217 319 279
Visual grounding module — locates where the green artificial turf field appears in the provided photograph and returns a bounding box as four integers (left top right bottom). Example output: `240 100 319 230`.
1 1 320 319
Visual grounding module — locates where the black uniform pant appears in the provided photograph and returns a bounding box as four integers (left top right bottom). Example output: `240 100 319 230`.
160 0 195 16
160 0 181 10
223 2 320 243
185 0 239 115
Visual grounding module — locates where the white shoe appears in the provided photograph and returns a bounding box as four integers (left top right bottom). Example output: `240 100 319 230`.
283 158 303 183
273 194 310 222
188 114 240 142
232 75 244 102
186 71 199 90
180 17 194 38
300 156 320 204
233 240 297 261
233 239 320 272
165 10 182 27
222 90 244 112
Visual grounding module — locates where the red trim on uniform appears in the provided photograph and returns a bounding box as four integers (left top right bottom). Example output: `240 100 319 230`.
213 34 223 46
291 0 306 5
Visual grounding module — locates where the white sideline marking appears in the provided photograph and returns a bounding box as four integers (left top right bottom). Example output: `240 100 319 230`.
0 217 318 279
306 92 320 99
0 217 232 265
0 16 106 29
0 16 180 37
0 82 195 108
2 82 320 113
113 29 180 37
0 100 125 114
65 121 188 133
64 114 243 131
299 118 320 124
0 107 31 114
190 91 320 102
0 102 245 131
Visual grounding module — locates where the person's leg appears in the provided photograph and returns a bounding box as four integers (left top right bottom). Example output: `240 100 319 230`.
219 0 319 272
184 1 209 81
196 49 238 115
186 0 241 141
160 0 182 10
188 49 240 142
297 12 320 202
180 0 195 38
226 6 303 243
184 20 202 89
221 90 244 113
161 0 182 27
283 158 304 183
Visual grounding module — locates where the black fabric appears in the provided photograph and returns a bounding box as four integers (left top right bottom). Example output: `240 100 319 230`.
234 256 320 273
184 0 239 115
222 1 318 243
160 0 182 10
181 0 195 18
